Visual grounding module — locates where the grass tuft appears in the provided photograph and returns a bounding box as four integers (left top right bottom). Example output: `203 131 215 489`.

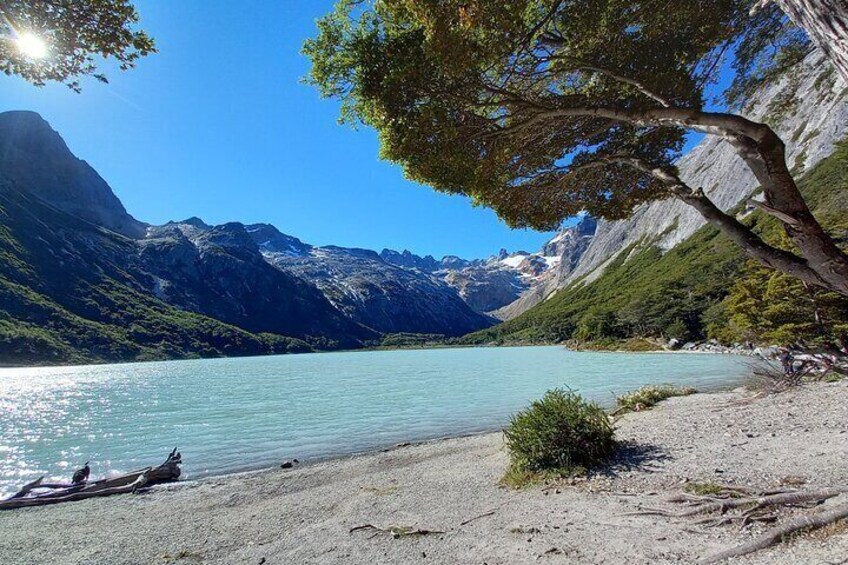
614 385 697 415
683 482 739 497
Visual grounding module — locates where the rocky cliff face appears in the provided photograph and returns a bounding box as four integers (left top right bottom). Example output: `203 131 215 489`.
497 50 848 318
263 239 494 336
490 215 597 319
0 111 146 238
137 221 377 347
139 219 495 339
138 221 376 346
379 249 444 271
378 216 598 318
379 249 531 314
246 223 313 256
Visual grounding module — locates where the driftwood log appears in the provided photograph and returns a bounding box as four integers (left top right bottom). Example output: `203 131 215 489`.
0 448 182 510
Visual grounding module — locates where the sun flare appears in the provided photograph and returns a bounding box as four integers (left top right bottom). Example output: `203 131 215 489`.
17 32 48 59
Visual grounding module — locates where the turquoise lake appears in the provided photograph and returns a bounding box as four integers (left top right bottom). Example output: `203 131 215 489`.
0 346 753 496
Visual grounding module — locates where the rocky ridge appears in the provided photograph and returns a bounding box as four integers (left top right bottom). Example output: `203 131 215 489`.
0 111 146 238
379 214 598 317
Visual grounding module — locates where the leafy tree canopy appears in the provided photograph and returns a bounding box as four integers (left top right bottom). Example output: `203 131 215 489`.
726 3 811 108
305 1 848 296
0 0 154 91
305 0 788 229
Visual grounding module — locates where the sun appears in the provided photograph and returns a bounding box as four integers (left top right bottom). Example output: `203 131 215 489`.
17 32 48 59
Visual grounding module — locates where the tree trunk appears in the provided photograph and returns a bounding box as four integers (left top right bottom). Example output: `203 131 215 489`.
728 130 848 296
673 189 833 291
776 0 848 84
603 126 848 296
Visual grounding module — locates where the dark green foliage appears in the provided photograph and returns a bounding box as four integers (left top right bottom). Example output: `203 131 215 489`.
714 142 848 346
713 261 848 345
465 225 742 346
503 389 616 477
576 337 663 352
375 333 448 348
465 141 848 348
0 273 312 367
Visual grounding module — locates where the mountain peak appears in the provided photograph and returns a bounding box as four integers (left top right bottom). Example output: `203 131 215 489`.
380 248 442 271
0 111 146 239
179 217 211 230
245 223 312 256
0 110 52 130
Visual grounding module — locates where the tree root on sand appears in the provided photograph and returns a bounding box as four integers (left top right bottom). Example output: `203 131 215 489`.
700 502 848 564
459 510 497 526
349 524 445 539
623 485 848 563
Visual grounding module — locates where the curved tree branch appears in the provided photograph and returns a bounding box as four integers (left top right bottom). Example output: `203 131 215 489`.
602 156 835 290
546 57 674 107
486 102 773 141
480 93 848 294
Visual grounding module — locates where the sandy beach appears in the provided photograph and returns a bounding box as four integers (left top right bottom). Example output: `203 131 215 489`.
1 381 846 565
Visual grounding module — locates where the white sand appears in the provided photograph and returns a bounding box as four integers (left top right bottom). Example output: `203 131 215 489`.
1 382 847 565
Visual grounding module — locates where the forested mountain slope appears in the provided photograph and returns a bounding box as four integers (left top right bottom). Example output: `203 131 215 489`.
0 183 313 365
0 111 496 365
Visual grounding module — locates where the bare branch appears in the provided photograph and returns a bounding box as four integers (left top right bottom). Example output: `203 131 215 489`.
549 58 673 108
746 198 802 226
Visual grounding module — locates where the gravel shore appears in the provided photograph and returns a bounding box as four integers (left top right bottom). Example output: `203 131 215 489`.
1 381 846 565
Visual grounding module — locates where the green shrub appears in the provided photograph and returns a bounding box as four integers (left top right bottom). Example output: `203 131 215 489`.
664 319 689 341
684 482 742 497
503 389 616 483
572 337 662 352
614 384 696 414
824 372 845 383
618 338 663 352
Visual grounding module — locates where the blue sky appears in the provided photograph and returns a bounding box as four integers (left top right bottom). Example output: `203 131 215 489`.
0 1 731 259
0 0 572 259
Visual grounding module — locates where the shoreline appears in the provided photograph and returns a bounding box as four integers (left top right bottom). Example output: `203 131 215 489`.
0 341 752 370
178 427 506 491
0 342 535 370
0 373 753 499
167 380 751 488
2 381 845 564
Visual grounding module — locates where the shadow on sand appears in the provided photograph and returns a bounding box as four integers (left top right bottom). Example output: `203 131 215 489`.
592 440 670 479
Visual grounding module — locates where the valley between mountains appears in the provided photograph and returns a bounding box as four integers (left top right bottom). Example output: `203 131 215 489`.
1 50 845 366
0 110 591 365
